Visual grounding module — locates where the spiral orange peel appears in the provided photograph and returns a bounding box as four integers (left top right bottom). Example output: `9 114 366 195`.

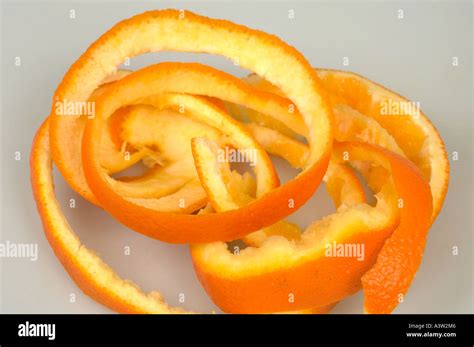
29 9 448 314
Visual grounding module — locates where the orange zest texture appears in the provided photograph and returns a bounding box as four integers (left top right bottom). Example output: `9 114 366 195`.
30 9 448 314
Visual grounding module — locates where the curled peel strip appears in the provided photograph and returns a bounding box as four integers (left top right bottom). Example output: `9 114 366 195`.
30 116 366 314
50 10 333 243
191 138 432 313
30 9 447 314
31 121 189 314
238 69 449 220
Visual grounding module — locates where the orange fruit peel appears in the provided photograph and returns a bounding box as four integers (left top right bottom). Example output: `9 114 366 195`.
29 9 448 315
334 143 433 314
81 76 293 242
191 136 405 313
49 9 333 243
31 120 190 314
237 69 448 220
191 141 432 313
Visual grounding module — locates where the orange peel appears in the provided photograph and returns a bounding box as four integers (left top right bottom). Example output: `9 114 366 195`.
49 9 333 243
31 120 190 314
236 69 448 220
29 9 448 315
191 136 367 314
191 141 432 313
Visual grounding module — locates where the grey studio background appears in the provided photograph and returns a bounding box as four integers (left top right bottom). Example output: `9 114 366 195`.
0 0 472 313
